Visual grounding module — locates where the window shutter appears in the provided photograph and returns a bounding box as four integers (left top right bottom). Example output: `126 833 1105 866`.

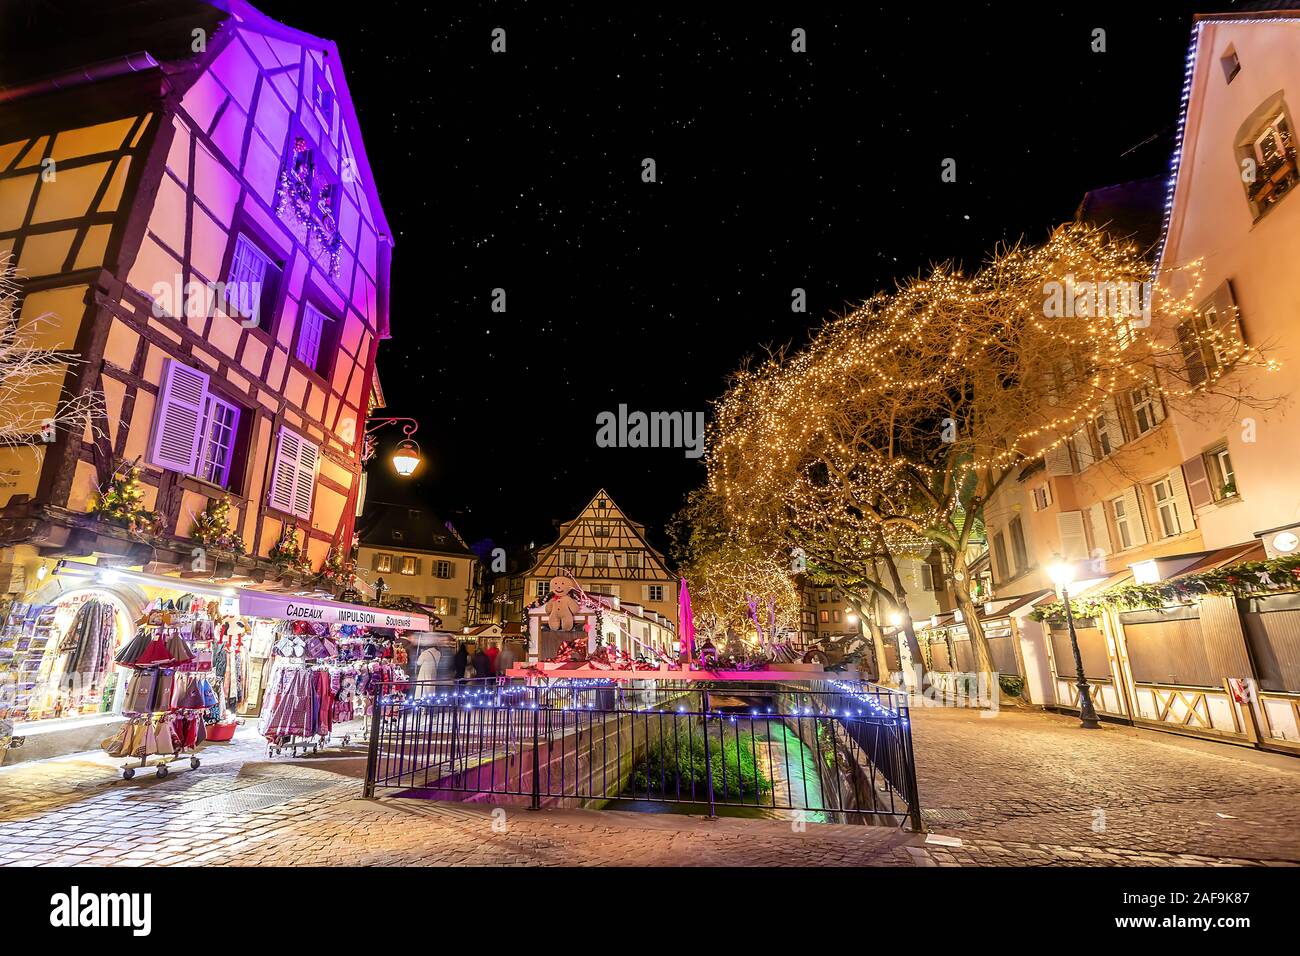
1177 320 1209 386
1098 397 1125 452
1044 441 1073 476
292 437 319 520
1071 428 1093 471
1168 466 1195 533
1056 510 1088 560
1121 486 1148 546
269 426 301 515
148 359 209 474
449 597 458 616
413 558 423 576
1211 279 1243 345
1182 455 1213 509
1087 501 1112 555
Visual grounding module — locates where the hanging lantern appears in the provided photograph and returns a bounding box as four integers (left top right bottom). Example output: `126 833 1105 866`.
392 439 422 477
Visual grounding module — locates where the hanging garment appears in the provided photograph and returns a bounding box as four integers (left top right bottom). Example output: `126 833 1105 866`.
62 599 116 690
123 669 160 714
135 632 177 666
172 672 207 709
115 628 151 666
259 666 316 739
165 628 194 665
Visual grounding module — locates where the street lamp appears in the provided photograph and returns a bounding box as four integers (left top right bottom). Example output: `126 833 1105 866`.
364 416 422 477
1047 558 1101 729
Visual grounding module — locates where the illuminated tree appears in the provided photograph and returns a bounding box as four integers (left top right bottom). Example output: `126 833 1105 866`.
710 223 1275 680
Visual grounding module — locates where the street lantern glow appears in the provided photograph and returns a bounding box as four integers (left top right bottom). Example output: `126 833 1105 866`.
1047 559 1076 592
392 439 422 477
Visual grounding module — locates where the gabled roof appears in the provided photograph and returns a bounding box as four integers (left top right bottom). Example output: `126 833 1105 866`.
1075 176 1167 256
357 501 475 558
0 0 393 245
525 488 671 579
1154 6 1300 274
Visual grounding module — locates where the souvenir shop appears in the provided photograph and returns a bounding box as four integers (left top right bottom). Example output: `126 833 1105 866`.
0 563 425 773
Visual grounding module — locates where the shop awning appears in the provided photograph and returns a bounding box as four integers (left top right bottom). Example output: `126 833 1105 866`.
235 590 430 630
50 561 430 631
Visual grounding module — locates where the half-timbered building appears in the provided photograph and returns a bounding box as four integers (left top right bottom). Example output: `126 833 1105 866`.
0 0 392 583
516 490 678 628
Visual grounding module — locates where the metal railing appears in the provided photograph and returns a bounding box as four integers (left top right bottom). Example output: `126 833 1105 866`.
363 677 922 830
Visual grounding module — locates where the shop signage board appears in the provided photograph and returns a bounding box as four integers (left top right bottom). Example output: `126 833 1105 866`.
236 591 430 630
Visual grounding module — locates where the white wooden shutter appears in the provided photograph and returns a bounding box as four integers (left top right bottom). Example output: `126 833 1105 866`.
269 426 302 516
1098 397 1124 454
1182 455 1213 509
292 437 319 520
1056 510 1088 560
1071 428 1093 471
1168 466 1195 534
1210 279 1243 347
1087 501 1112 555
1045 441 1073 476
148 359 209 474
1121 486 1148 546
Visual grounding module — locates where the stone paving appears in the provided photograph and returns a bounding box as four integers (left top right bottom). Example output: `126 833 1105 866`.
0 704 1297 866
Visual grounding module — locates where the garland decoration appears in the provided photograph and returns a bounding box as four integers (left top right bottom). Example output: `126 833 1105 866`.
190 496 246 556
275 136 341 277
1030 553 1300 622
89 460 160 536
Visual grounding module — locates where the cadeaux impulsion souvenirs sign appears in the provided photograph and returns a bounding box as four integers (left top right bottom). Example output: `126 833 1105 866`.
237 591 430 631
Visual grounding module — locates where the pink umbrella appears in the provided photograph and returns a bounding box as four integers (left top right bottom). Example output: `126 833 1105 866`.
679 577 696 662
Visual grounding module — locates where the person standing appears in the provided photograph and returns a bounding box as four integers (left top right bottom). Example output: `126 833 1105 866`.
495 640 518 678
485 641 500 676
472 643 492 681
452 642 469 680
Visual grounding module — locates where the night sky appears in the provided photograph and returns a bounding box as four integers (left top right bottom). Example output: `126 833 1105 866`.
259 1 1213 553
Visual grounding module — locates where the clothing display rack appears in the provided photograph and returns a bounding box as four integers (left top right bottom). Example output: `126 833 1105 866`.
103 597 218 780
257 624 404 758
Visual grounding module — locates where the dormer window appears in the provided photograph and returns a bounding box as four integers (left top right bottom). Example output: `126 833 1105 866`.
313 73 334 121
1237 98 1298 219
276 134 343 275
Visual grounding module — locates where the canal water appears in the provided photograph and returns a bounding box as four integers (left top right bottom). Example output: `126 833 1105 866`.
615 717 832 822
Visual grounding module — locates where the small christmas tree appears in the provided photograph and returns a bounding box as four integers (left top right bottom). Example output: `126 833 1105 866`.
90 460 160 536
191 496 246 555
268 522 311 574
318 538 355 589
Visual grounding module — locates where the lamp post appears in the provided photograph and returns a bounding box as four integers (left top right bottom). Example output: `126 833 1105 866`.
363 416 423 477
1047 559 1101 729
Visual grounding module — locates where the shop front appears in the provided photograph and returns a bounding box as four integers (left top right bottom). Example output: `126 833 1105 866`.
2 561 426 770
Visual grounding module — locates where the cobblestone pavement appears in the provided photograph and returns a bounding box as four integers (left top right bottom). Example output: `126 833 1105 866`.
0 706 1297 867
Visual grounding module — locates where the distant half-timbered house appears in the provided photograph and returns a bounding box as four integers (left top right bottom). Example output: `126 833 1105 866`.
517 490 678 628
0 0 393 582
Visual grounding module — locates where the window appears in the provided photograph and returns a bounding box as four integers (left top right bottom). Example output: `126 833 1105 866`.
1151 478 1182 538
818 591 828 603
1221 48 1241 84
268 426 320 520
1112 497 1134 550
593 551 610 568
313 72 334 119
561 549 577 567
597 498 608 510
593 524 610 539
646 584 664 602
400 556 418 576
1009 516 1029 574
625 551 641 568
392 530 404 541
1246 109 1298 214
992 531 1009 582
832 610 842 623
1206 445 1237 500
195 396 240 488
535 581 549 600
226 233 278 328
435 560 453 579
428 596 458 617
375 553 393 573
590 583 618 597
295 302 334 374
1031 484 1052 512
919 563 936 591
819 610 830 623
1130 388 1165 437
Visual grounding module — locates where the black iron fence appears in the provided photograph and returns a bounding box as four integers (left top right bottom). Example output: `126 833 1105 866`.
363 677 922 830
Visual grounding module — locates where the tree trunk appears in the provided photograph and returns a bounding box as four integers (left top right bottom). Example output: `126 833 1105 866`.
880 552 925 690
949 550 996 678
